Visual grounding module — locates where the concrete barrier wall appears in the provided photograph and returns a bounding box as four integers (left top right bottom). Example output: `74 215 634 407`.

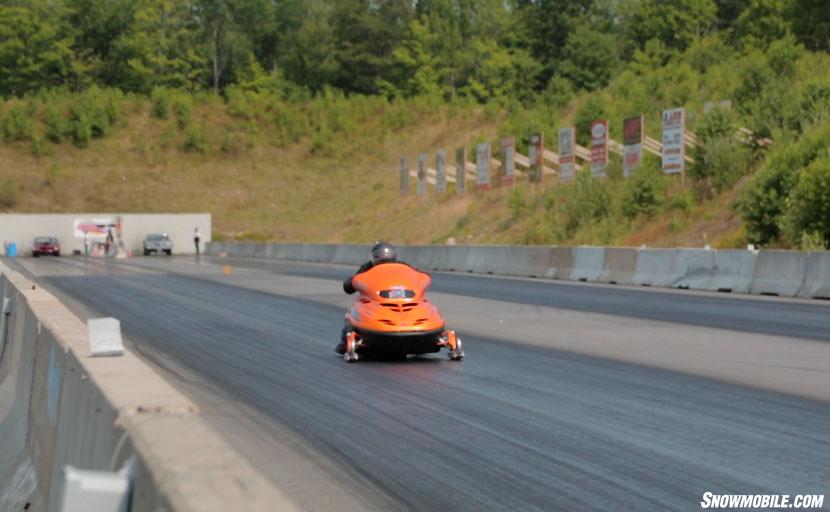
569 247 606 282
671 249 716 289
799 252 830 299
0 213 211 256
548 247 574 280
750 250 808 297
702 250 757 293
599 248 637 284
632 249 675 287
205 242 830 301
0 262 294 511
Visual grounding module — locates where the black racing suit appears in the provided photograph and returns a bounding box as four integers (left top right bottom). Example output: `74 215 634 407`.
342 261 376 294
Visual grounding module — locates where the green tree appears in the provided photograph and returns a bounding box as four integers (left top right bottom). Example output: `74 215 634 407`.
460 39 540 103
622 0 718 53
738 123 830 244
66 0 138 86
734 0 793 48
792 0 830 51
560 21 620 91
784 156 830 248
191 0 253 93
516 0 592 86
383 19 442 97
118 0 205 91
329 0 412 95
279 0 338 91
0 6 75 96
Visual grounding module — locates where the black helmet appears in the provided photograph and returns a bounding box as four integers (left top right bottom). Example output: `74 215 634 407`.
370 241 397 264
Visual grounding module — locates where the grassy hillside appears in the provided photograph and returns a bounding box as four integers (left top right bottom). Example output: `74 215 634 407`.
1 34 829 249
0 92 504 243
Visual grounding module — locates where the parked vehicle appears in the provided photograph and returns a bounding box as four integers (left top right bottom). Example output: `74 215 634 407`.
143 233 173 256
32 237 60 257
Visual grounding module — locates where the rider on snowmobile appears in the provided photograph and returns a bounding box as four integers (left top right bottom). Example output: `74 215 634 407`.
336 241 401 353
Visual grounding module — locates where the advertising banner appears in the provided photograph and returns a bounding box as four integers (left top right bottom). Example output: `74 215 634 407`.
558 127 575 182
455 147 466 195
400 156 409 195
528 133 543 183
590 119 609 178
662 107 685 174
74 218 116 240
500 137 515 186
436 150 447 193
476 142 491 190
623 115 644 177
417 153 427 195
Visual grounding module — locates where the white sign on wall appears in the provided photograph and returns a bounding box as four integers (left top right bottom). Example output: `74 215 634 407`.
662 107 685 175
74 219 115 240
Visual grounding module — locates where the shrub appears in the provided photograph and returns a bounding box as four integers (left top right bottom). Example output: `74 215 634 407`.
2 102 34 141
45 100 70 142
621 164 664 218
274 103 308 146
691 135 751 194
0 178 18 208
797 80 830 130
30 132 48 157
68 87 121 146
151 88 172 119
738 123 830 245
783 156 830 248
508 186 528 218
563 170 610 236
696 106 736 141
226 87 260 120
181 125 208 153
70 115 93 146
172 94 193 128
665 190 695 214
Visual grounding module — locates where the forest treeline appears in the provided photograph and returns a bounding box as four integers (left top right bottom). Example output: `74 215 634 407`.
1 0 828 99
2 0 830 249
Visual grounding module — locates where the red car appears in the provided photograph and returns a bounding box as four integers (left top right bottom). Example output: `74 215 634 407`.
33 237 61 257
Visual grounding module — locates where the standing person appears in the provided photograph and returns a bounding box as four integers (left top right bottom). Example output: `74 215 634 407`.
105 229 114 256
194 227 201 255
83 232 90 257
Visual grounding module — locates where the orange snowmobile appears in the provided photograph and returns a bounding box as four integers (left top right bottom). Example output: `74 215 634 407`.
342 262 464 362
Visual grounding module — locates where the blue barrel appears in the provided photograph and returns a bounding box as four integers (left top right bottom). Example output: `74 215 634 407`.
6 243 17 257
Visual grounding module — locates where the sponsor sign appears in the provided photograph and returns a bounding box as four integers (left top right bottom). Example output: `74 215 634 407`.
455 147 466 195
436 150 447 193
623 115 644 177
558 127 575 182
500 137 515 186
74 218 116 240
662 107 685 174
417 153 427 195
590 119 609 178
528 133 543 183
400 156 409 195
476 142 491 190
